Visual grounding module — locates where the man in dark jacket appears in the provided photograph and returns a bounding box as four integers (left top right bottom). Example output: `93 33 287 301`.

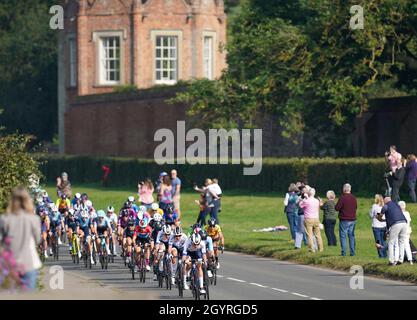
378 197 408 265
390 160 405 203
335 183 357 256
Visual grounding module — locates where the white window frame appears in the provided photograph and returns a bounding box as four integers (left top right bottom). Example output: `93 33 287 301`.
92 30 126 86
202 31 217 80
151 30 183 85
68 36 77 87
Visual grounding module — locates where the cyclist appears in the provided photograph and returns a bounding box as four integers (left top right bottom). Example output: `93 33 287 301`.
153 224 172 281
123 220 136 264
71 192 82 207
163 203 179 227
117 208 130 246
182 233 207 294
39 205 51 258
168 226 188 285
150 202 164 218
94 210 112 257
149 212 163 273
132 219 152 272
106 206 118 256
65 209 80 257
77 211 95 265
127 196 139 213
49 205 63 252
42 191 53 205
55 194 71 216
205 218 224 269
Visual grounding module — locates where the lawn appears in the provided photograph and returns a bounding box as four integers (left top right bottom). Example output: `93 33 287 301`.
44 184 417 283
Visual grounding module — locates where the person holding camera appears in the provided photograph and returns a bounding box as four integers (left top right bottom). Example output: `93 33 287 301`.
138 178 154 210
387 158 406 202
385 145 402 172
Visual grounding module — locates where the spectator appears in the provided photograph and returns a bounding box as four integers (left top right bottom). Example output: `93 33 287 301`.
369 194 387 258
299 188 323 253
56 172 72 198
390 158 405 202
171 170 182 218
321 190 337 246
378 197 408 265
284 183 299 241
335 183 357 256
405 154 417 203
0 187 42 290
207 179 222 224
194 179 220 224
385 145 402 172
158 175 173 213
294 184 308 249
101 165 111 187
138 178 154 210
398 201 413 265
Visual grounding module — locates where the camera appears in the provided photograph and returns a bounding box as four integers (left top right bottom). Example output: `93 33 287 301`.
383 172 392 179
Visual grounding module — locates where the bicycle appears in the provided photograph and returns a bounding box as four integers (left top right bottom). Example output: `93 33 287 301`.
70 233 80 264
134 241 147 283
176 257 184 297
129 249 136 280
50 230 59 261
82 238 92 269
163 252 172 290
98 235 109 270
188 259 210 300
91 234 98 266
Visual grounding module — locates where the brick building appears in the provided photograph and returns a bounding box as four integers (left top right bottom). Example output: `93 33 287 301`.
58 0 231 156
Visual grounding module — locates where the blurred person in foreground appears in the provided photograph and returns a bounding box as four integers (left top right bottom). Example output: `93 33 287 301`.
0 187 42 290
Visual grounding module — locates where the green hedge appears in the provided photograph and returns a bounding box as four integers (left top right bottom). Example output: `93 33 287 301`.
38 155 393 196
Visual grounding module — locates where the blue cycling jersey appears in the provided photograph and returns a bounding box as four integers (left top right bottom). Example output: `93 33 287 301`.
78 217 91 235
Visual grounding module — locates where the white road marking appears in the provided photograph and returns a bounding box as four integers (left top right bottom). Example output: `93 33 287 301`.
217 275 224 278
250 282 268 288
310 297 323 300
227 277 246 283
271 288 288 293
291 292 309 298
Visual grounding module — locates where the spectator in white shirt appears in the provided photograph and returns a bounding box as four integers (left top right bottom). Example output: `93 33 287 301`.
398 201 413 264
369 194 387 258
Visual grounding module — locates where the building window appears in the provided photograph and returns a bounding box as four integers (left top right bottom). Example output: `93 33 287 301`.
155 36 178 85
203 36 213 80
69 38 77 87
99 37 121 85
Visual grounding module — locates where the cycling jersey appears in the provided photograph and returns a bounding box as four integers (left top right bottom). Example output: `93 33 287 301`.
107 213 118 230
65 217 79 232
204 236 214 251
96 219 110 235
149 219 163 241
78 217 92 236
205 225 222 240
50 213 62 231
134 225 152 241
182 238 206 259
55 198 71 211
163 211 178 225
155 230 170 245
168 233 188 250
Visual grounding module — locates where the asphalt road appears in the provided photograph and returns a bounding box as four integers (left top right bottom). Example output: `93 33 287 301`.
44 244 417 300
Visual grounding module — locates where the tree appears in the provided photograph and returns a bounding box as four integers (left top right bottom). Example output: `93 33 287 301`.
0 134 42 210
0 0 58 142
174 0 417 155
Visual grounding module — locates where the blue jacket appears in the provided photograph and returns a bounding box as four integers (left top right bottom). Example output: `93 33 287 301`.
381 201 407 229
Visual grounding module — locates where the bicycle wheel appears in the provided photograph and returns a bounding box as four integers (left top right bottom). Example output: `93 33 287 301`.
177 263 183 297
131 251 136 280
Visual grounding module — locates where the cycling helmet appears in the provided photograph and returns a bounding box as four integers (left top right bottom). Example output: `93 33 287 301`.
192 223 201 234
163 224 172 235
166 203 175 215
107 206 115 213
97 210 106 218
174 226 183 236
151 203 159 211
61 194 67 200
139 205 147 213
75 193 81 199
36 197 44 205
124 201 131 208
49 203 57 212
191 233 202 245
153 213 162 222
61 172 68 178
42 191 49 198
128 196 135 203
137 211 144 221
200 229 208 240
154 221 163 230
128 220 135 227
81 211 89 219
208 218 217 227
68 208 75 215
85 200 92 208
139 219 148 228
